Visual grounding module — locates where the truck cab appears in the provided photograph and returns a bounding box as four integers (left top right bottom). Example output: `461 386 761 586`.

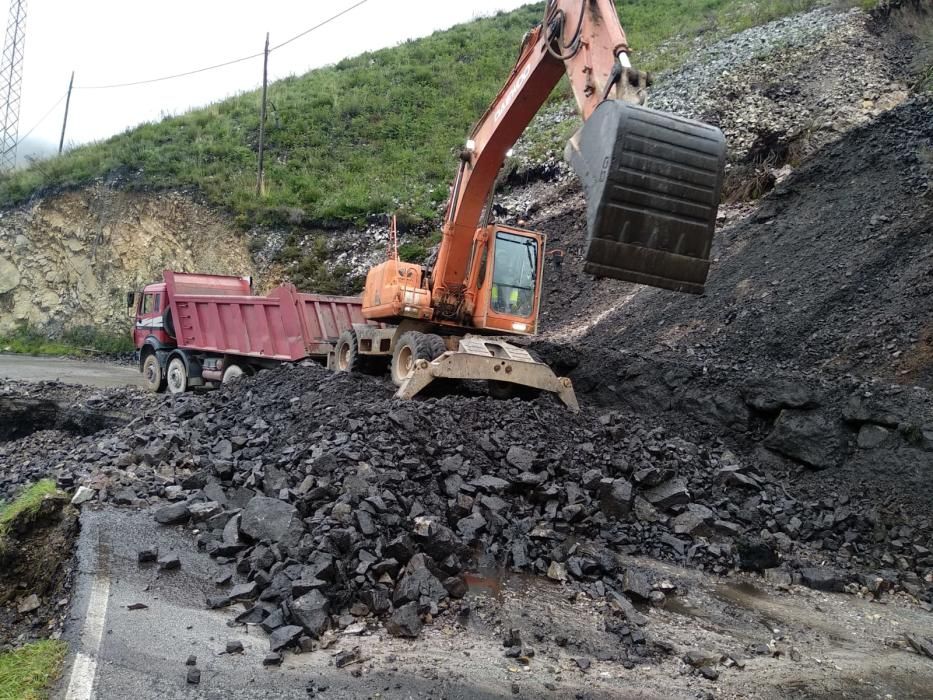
130 281 177 392
132 282 174 349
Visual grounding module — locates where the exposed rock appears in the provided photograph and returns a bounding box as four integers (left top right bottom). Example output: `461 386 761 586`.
154 502 190 525
764 410 845 469
385 602 422 638
240 496 304 549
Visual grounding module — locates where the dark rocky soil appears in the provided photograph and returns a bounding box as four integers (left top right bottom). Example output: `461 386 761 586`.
0 493 79 650
1 349 930 661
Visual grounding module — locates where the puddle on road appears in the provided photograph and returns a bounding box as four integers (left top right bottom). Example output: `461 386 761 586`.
661 595 708 619
715 581 769 602
463 568 553 602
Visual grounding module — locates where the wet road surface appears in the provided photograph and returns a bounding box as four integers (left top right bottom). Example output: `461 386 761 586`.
0 354 141 388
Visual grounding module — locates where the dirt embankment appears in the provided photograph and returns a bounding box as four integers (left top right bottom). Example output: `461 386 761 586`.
0 185 255 335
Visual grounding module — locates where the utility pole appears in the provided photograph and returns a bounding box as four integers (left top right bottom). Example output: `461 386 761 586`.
58 71 74 155
256 32 269 196
0 0 27 171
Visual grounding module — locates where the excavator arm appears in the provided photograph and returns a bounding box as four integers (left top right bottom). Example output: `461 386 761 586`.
432 0 649 320
430 0 725 321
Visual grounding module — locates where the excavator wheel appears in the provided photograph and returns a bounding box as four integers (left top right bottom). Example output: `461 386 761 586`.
391 331 446 387
422 334 447 361
335 330 363 373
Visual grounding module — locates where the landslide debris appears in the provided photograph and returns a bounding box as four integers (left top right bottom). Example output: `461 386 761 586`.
1 358 930 656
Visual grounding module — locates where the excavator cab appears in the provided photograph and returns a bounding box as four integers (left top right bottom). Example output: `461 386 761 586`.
567 101 727 295
471 224 544 336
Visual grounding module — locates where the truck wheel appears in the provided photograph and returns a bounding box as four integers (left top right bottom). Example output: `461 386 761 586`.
222 364 245 384
141 353 166 393
391 331 445 386
335 330 362 373
166 356 188 395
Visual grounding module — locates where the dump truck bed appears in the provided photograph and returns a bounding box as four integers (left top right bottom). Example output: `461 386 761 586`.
163 270 364 361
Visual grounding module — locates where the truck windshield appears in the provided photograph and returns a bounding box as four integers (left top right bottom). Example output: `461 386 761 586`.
491 231 537 318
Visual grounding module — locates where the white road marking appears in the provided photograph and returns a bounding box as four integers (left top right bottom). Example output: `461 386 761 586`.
64 573 111 700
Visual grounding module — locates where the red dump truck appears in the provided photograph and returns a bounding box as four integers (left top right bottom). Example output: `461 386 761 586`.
130 270 369 394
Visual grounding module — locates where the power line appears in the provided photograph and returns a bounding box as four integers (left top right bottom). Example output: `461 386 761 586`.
75 0 372 91
16 90 66 145
270 0 370 52
75 51 264 90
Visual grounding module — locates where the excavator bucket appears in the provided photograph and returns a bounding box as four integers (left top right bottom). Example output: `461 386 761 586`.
566 101 726 294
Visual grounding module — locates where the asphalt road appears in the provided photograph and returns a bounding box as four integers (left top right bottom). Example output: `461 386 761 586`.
0 353 141 388
56 508 545 700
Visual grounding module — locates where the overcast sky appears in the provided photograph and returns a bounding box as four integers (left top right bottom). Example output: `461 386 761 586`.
13 0 532 159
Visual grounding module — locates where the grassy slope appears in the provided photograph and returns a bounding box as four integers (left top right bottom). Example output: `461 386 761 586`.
0 640 67 700
0 479 59 541
0 1 832 231
0 325 134 358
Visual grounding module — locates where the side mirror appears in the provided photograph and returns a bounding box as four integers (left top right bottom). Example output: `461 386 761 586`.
126 292 137 318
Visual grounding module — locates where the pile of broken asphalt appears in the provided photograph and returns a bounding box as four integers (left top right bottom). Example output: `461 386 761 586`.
2 359 931 664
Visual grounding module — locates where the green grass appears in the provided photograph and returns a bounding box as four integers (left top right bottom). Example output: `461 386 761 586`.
0 1 845 234
0 480 60 542
0 640 67 700
0 325 134 357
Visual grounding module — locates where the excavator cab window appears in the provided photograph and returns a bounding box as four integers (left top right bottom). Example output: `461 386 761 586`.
490 231 538 318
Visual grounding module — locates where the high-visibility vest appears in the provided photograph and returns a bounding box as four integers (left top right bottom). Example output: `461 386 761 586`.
491 286 519 307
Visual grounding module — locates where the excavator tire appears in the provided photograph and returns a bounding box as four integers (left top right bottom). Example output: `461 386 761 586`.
422 334 447 361
391 331 446 387
566 101 726 294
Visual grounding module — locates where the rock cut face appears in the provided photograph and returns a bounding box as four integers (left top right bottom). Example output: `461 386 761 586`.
0 185 255 335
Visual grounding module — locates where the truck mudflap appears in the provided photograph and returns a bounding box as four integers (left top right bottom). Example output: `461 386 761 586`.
395 337 579 412
566 101 726 295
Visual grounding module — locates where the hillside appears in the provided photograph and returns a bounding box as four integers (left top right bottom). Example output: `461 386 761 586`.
0 1 855 233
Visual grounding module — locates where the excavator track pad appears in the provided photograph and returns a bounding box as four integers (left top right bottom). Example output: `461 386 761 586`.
396 337 579 412
567 101 726 295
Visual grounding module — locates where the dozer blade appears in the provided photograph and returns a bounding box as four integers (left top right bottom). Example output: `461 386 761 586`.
566 101 726 294
395 338 579 412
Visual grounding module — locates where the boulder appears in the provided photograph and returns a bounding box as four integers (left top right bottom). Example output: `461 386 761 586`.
764 410 845 469
644 479 690 510
385 602 422 638
240 496 304 548
154 502 190 525
599 479 634 519
290 589 330 638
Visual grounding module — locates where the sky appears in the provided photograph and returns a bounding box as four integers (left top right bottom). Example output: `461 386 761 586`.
11 0 532 160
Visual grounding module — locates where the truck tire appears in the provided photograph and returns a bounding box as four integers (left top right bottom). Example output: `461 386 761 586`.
391 331 445 386
222 364 245 384
166 356 188 395
335 330 362 373
141 352 166 393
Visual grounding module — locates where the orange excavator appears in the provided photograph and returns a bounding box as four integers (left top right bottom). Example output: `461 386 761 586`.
332 0 726 410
